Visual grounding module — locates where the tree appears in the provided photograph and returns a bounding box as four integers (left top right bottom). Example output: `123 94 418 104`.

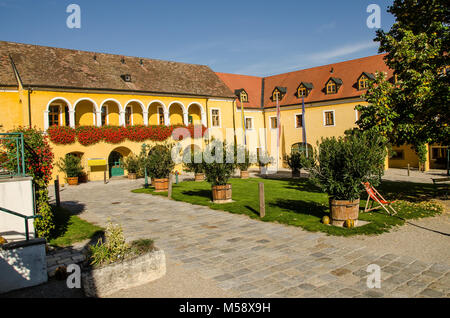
356 0 450 161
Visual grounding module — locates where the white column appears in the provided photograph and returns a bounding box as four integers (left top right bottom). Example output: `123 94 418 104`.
183 111 188 126
143 111 148 126
69 110 75 128
119 110 125 126
164 110 170 126
43 111 49 131
96 111 102 127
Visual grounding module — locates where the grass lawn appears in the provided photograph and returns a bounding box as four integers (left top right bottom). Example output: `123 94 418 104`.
132 177 443 236
48 206 104 247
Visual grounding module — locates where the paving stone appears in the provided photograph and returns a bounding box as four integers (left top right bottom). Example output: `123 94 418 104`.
331 268 352 277
363 290 384 298
298 283 316 291
338 288 360 297
419 288 444 298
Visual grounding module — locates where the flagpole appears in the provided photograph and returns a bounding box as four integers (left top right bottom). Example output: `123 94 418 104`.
240 96 246 146
302 96 308 157
276 94 280 171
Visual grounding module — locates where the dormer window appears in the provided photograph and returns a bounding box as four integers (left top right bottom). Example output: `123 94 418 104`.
296 82 313 98
325 77 342 95
326 81 337 94
234 89 249 103
273 90 281 101
271 86 287 102
240 91 248 103
357 72 375 90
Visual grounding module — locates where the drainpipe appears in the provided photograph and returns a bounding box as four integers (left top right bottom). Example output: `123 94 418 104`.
27 88 33 127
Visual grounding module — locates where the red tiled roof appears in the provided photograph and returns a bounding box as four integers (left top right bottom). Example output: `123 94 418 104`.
217 54 393 109
215 72 263 109
0 41 235 98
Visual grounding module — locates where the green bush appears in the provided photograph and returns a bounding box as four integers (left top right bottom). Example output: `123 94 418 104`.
56 154 83 178
202 139 236 186
148 143 175 179
305 131 387 201
89 222 129 267
284 152 304 173
122 154 139 174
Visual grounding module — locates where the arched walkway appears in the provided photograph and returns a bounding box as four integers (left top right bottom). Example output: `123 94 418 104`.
148 101 167 126
44 98 71 130
124 100 145 126
187 103 203 126
74 99 98 127
168 102 186 125
100 99 122 126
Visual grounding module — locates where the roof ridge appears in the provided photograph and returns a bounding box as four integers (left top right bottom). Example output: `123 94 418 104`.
263 53 387 79
0 40 210 68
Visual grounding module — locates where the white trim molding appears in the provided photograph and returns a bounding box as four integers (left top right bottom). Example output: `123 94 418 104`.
323 110 336 127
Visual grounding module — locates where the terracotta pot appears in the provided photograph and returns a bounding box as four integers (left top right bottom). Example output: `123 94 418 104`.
67 177 79 186
78 173 88 183
195 173 205 182
211 184 232 203
329 198 360 227
128 173 137 180
154 178 169 192
240 170 249 179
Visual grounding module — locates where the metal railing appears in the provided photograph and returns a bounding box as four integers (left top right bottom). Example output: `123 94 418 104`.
0 132 26 178
0 206 42 241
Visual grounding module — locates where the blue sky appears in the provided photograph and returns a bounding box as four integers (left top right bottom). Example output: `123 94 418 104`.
0 0 395 76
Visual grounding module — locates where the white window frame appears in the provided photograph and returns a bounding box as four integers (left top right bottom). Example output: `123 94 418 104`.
244 116 254 130
101 105 109 126
48 103 63 127
323 110 335 127
125 105 133 126
294 113 303 129
210 108 221 128
269 116 278 130
157 106 165 125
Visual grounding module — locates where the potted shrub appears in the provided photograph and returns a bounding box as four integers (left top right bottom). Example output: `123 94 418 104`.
202 140 236 203
183 149 205 181
284 151 304 178
236 146 255 179
56 154 84 186
257 152 273 175
304 131 387 227
82 222 165 297
123 154 139 179
148 143 175 192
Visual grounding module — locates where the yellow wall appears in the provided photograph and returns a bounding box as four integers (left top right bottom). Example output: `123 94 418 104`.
0 91 23 133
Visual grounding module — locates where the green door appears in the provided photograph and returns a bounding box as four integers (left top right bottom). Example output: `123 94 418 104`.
109 151 124 177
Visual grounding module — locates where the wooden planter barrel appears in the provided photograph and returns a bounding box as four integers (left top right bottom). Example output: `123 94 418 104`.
67 177 79 186
240 170 249 179
151 179 155 187
211 184 232 203
329 198 360 227
195 173 205 182
154 178 169 192
128 173 137 180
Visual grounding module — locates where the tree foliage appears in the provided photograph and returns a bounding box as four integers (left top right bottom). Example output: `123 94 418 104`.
356 0 449 152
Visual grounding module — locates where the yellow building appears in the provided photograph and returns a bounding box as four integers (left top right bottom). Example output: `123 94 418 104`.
0 41 446 181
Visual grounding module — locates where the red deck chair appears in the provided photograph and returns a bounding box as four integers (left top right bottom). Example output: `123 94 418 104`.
362 182 398 216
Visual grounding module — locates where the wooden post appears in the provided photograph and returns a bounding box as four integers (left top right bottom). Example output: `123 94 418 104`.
54 176 60 207
259 182 265 218
407 164 410 176
104 169 107 184
168 174 173 199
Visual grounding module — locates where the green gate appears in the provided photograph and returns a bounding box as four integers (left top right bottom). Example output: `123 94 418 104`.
109 151 124 177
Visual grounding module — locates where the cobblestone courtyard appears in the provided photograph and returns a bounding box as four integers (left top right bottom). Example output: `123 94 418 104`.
49 177 449 298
